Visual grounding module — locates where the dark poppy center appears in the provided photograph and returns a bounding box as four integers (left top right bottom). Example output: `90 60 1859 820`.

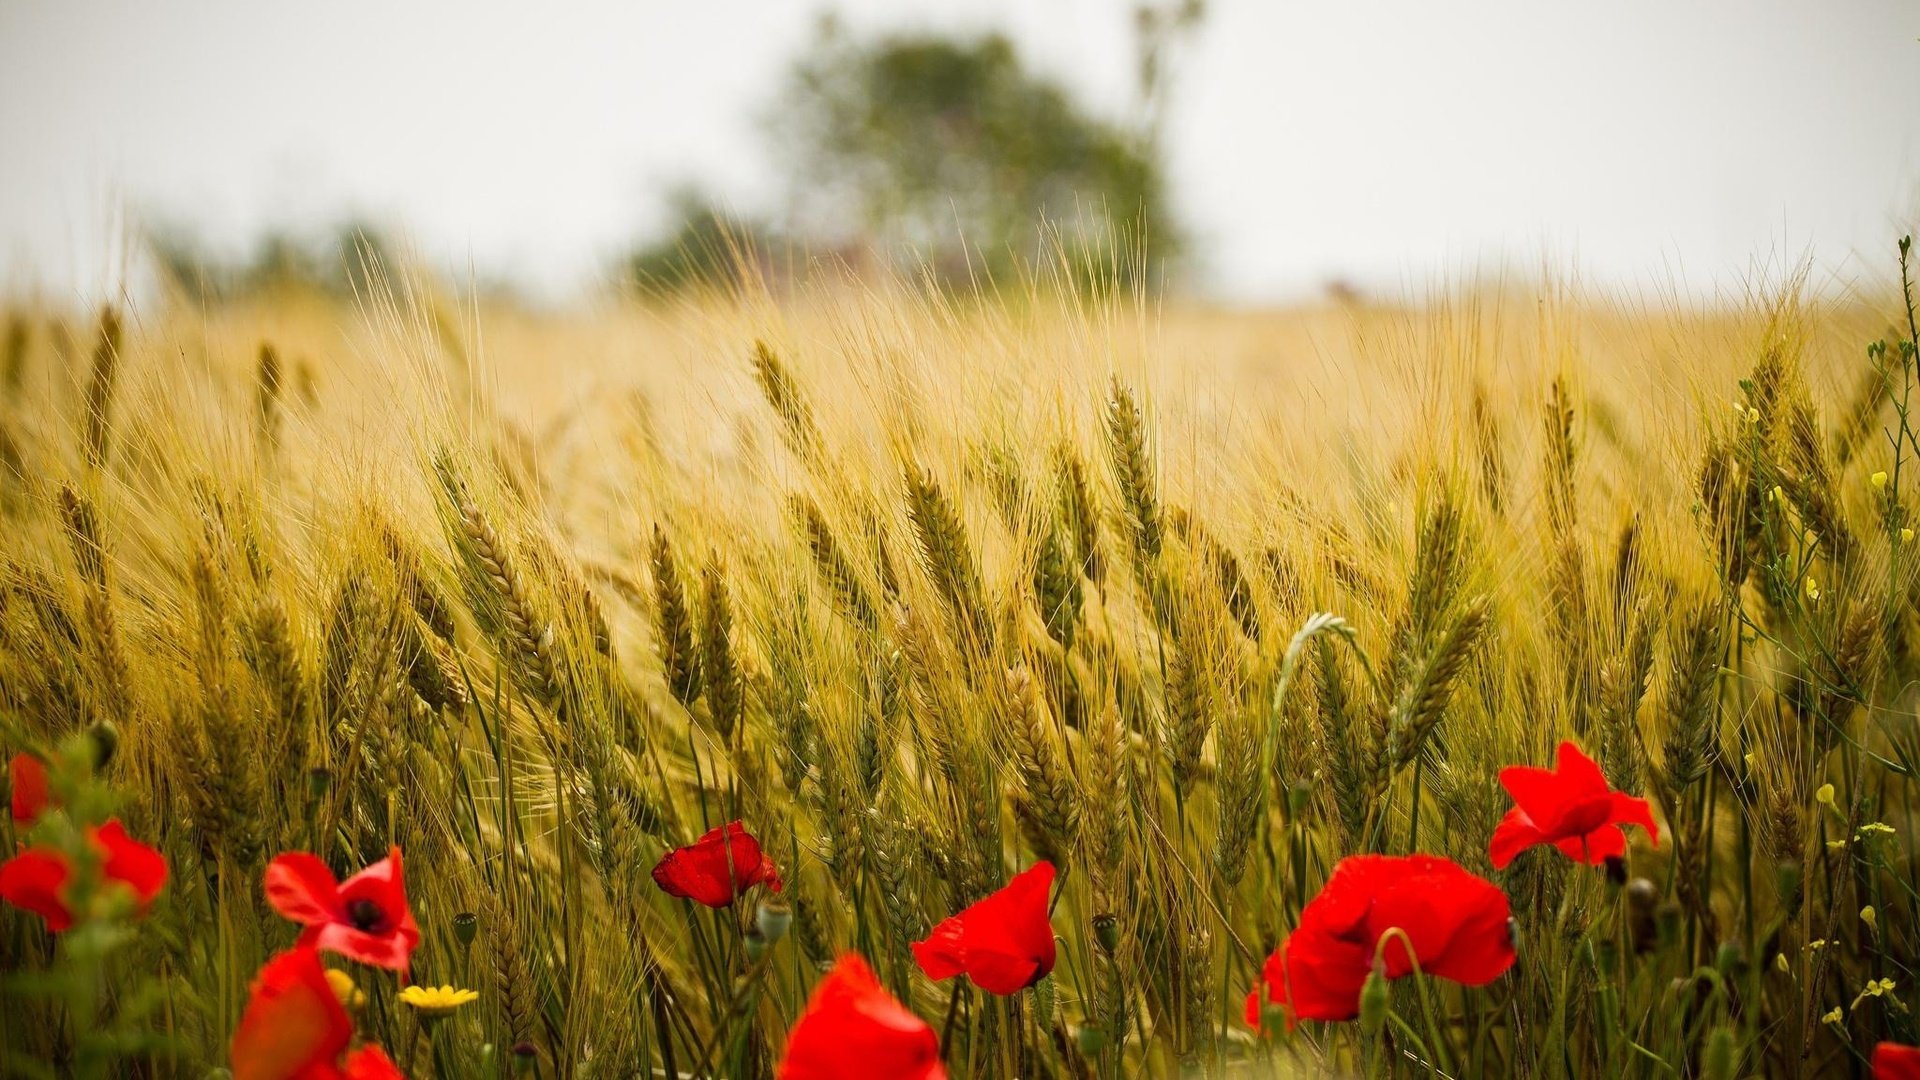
345 898 387 933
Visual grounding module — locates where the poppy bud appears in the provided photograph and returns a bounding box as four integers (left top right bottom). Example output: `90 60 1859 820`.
744 926 770 961
307 767 332 801
1076 1023 1107 1056
1603 855 1628 887
1358 966 1391 1037
1626 878 1659 953
324 968 365 1011
1594 938 1619 977
1714 940 1745 976
511 1041 538 1077
1701 1026 1736 1080
1092 913 1120 956
1773 860 1801 906
1655 901 1683 950
85 719 118 769
1285 785 1312 818
756 895 793 945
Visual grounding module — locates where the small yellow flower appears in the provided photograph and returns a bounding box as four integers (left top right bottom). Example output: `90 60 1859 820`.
399 984 479 1019
1816 783 1836 806
1862 905 1878 930
1809 939 1830 950
1903 527 1915 545
1769 485 1785 503
1859 822 1896 838
1748 407 1761 424
1851 977 1898 1010
1827 839 1850 852
1872 470 1889 489
325 968 366 1011
1822 1007 1844 1025
1805 576 1822 602
1774 952 1790 973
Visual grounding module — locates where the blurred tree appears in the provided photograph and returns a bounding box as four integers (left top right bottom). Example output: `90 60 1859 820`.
622 186 781 293
147 219 398 302
771 20 1181 290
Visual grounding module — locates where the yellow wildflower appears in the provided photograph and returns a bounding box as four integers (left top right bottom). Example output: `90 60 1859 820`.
1904 527 1915 545
1872 470 1889 489
1851 977 1898 1010
399 984 479 1019
1862 906 1878 931
1805 576 1821 602
1816 783 1836 806
1822 1007 1844 1025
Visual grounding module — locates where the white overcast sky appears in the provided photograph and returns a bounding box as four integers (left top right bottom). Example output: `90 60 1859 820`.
1 0 1917 303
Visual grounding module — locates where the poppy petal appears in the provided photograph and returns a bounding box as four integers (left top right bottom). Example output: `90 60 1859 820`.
951 947 1040 996
335 848 409 921
652 822 779 907
1487 808 1546 869
1552 741 1609 794
1495 765 1569 833
1418 877 1515 986
1608 792 1660 845
779 954 946 1080
344 1045 407 1080
1873 1042 1920 1080
1281 931 1371 1021
231 947 353 1080
909 916 967 981
94 820 168 911
264 852 343 926
911 862 1055 995
0 847 74 930
1245 944 1290 1030
8 753 51 826
1553 825 1626 865
302 922 419 972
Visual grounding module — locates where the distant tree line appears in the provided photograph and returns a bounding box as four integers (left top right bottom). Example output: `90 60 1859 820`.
626 13 1199 296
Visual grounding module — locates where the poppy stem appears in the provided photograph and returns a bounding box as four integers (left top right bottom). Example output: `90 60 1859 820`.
1375 927 1453 1076
939 982 963 1062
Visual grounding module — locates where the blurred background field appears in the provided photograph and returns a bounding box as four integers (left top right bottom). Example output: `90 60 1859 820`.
5 3 1920 1078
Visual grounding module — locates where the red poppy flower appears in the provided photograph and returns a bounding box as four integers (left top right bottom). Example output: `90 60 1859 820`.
0 819 168 931
1489 741 1659 869
231 946 409 1080
911 861 1056 995
264 848 420 971
777 953 946 1080
232 947 351 1080
1877 1043 1920 1080
340 1047 405 1080
650 821 783 908
1246 853 1514 1027
9 752 51 826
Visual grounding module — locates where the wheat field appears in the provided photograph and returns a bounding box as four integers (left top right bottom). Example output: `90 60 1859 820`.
2 247 1918 1078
